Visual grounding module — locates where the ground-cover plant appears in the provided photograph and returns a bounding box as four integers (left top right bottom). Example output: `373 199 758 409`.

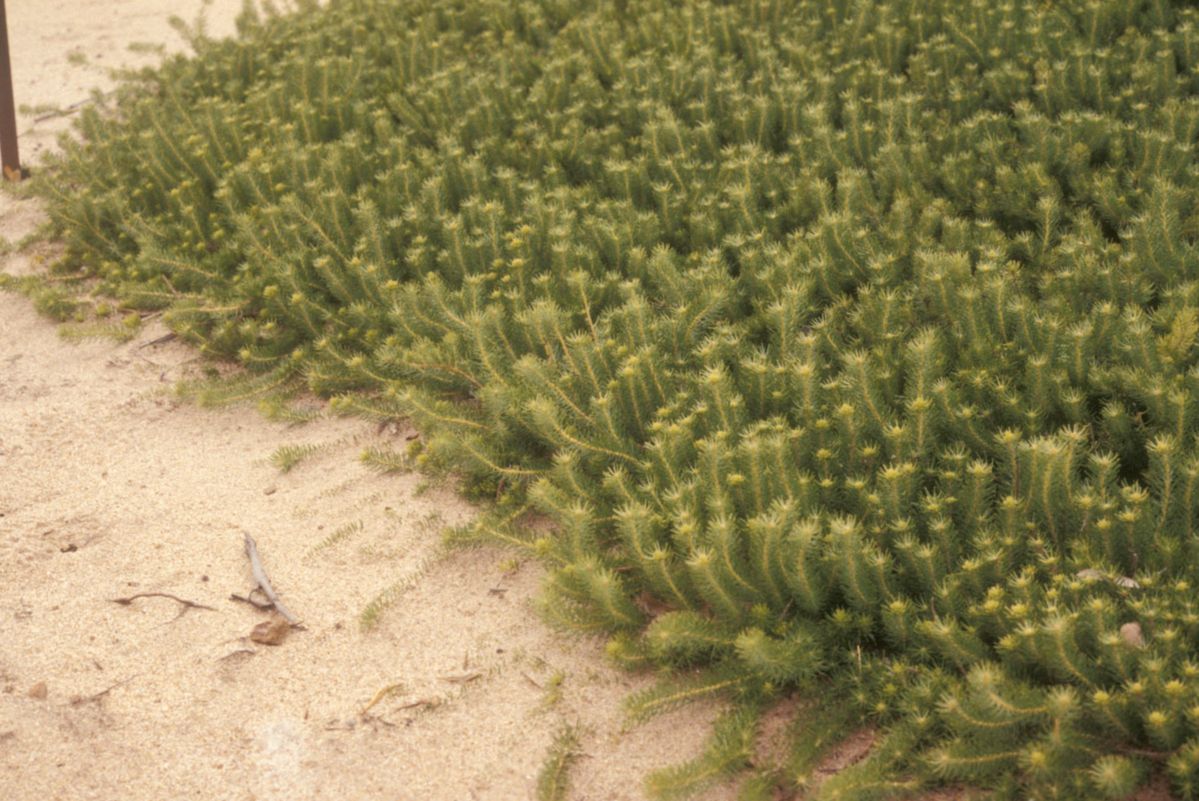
30 0 1199 796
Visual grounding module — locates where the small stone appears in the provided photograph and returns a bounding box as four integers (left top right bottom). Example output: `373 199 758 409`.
250 615 290 646
27 682 47 700
263 486 277 496
1120 621 1146 649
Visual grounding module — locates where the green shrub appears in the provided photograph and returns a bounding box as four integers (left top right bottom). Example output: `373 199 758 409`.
37 0 1199 796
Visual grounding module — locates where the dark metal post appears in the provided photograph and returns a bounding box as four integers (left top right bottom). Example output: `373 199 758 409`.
0 0 21 181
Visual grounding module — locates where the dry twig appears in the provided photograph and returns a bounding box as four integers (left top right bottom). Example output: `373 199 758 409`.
110 592 216 622
137 332 177 349
69 676 135 706
440 671 482 685
241 533 300 625
398 698 437 711
229 589 274 610
360 682 406 716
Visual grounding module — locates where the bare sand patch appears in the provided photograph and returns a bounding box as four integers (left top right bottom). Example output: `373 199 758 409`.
0 3 734 799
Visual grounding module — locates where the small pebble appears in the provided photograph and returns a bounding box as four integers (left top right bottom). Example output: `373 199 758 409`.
1120 621 1146 649
27 682 47 700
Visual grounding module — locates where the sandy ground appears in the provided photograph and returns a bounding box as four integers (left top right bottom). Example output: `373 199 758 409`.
0 3 735 800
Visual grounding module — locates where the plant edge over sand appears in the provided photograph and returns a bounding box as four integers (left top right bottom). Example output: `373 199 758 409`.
27 0 1199 797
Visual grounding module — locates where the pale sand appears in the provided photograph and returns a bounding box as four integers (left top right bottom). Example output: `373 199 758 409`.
0 3 735 800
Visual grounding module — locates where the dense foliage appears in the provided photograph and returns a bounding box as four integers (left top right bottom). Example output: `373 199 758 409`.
33 0 1199 796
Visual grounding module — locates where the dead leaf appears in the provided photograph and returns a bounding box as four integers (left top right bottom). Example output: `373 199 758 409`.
1076 568 1141 590
250 615 290 645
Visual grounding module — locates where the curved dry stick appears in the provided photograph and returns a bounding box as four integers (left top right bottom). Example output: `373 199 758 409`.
242 533 299 625
110 592 216 622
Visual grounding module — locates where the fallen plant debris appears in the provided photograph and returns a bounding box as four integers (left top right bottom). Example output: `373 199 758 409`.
136 331 176 349
109 591 217 622
248 614 290 645
216 647 256 662
439 671 482 685
1075 567 1143 590
396 698 439 712
31 0 1199 797
68 676 135 707
239 533 299 626
360 682 406 717
228 589 273 610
